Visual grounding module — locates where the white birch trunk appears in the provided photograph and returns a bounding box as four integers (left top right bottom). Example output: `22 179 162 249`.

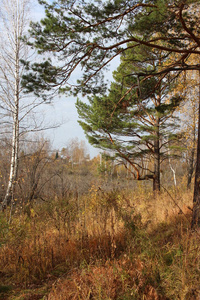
3 48 20 207
0 0 29 208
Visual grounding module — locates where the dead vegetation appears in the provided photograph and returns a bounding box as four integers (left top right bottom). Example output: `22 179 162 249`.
0 185 199 299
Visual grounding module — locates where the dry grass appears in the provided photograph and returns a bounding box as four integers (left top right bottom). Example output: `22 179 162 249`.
47 258 165 300
0 187 199 299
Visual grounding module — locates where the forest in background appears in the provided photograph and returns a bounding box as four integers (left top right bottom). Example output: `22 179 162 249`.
0 0 200 299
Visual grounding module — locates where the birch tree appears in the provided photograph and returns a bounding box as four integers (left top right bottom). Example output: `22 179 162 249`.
0 0 45 209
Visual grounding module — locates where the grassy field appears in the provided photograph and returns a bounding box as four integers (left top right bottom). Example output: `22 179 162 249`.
0 187 199 299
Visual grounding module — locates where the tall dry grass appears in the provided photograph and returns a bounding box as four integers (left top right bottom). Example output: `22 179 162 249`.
0 186 199 299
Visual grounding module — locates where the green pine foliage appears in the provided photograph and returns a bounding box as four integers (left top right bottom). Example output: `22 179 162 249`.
22 0 200 98
76 45 181 189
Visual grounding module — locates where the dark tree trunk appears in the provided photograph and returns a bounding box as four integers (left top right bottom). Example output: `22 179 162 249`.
153 175 160 192
153 119 160 192
191 71 200 228
187 147 195 189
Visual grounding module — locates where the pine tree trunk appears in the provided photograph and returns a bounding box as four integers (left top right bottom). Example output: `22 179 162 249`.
187 110 196 189
187 147 195 189
153 118 160 192
191 70 200 228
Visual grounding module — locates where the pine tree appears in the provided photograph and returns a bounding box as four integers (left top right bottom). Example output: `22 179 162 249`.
22 0 200 97
77 46 181 191
22 0 200 226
